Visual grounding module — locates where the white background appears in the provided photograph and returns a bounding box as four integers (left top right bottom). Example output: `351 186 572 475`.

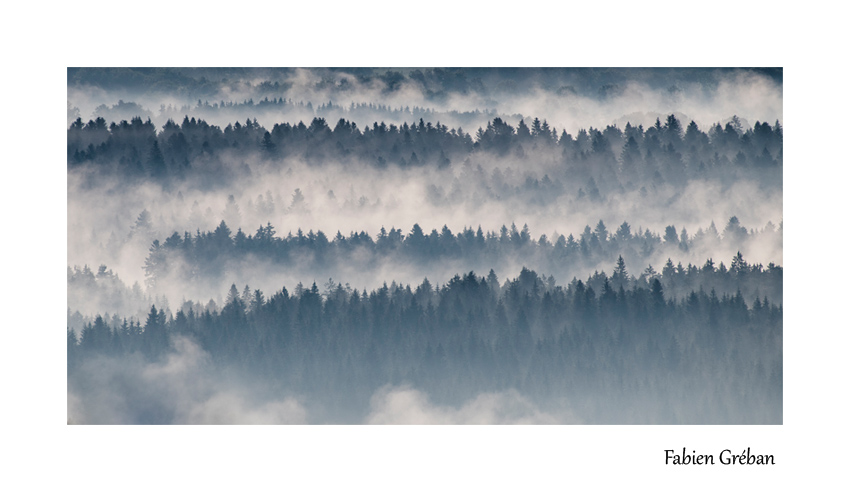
2 1 842 489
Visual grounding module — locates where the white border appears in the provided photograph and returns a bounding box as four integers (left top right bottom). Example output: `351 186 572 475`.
4 1 842 489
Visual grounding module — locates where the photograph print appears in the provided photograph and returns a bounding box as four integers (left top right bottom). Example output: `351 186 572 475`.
66 67 782 424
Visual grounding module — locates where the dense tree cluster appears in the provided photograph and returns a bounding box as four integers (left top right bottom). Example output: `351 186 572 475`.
142 218 782 305
68 113 782 191
67 265 158 331
68 267 781 423
151 98 499 136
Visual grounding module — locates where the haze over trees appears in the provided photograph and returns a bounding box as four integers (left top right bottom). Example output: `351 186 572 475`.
67 67 782 424
67 112 782 192
69 267 781 424
136 219 780 304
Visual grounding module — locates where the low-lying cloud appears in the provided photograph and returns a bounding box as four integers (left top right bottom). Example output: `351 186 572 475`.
365 386 574 424
68 336 576 424
67 337 308 424
68 68 782 137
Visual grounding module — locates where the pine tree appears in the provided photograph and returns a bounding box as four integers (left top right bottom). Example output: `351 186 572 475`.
613 255 629 287
148 140 166 178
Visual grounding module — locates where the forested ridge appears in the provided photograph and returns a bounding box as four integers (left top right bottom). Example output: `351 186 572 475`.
68 266 781 424
68 112 782 189
141 217 781 304
77 97 502 139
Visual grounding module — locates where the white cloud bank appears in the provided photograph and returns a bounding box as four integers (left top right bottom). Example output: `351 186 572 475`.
364 386 578 425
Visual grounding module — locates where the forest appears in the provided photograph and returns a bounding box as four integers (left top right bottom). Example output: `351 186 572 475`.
69 266 781 424
67 68 782 424
67 111 782 190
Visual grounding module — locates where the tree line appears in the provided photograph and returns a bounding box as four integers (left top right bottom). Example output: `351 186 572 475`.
68 266 781 423
141 217 782 304
68 113 782 190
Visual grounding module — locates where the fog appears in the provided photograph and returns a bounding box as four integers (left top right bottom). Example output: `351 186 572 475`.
68 156 781 315
67 335 570 424
67 67 782 424
68 325 780 424
68 337 309 424
365 386 572 424
68 68 781 136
